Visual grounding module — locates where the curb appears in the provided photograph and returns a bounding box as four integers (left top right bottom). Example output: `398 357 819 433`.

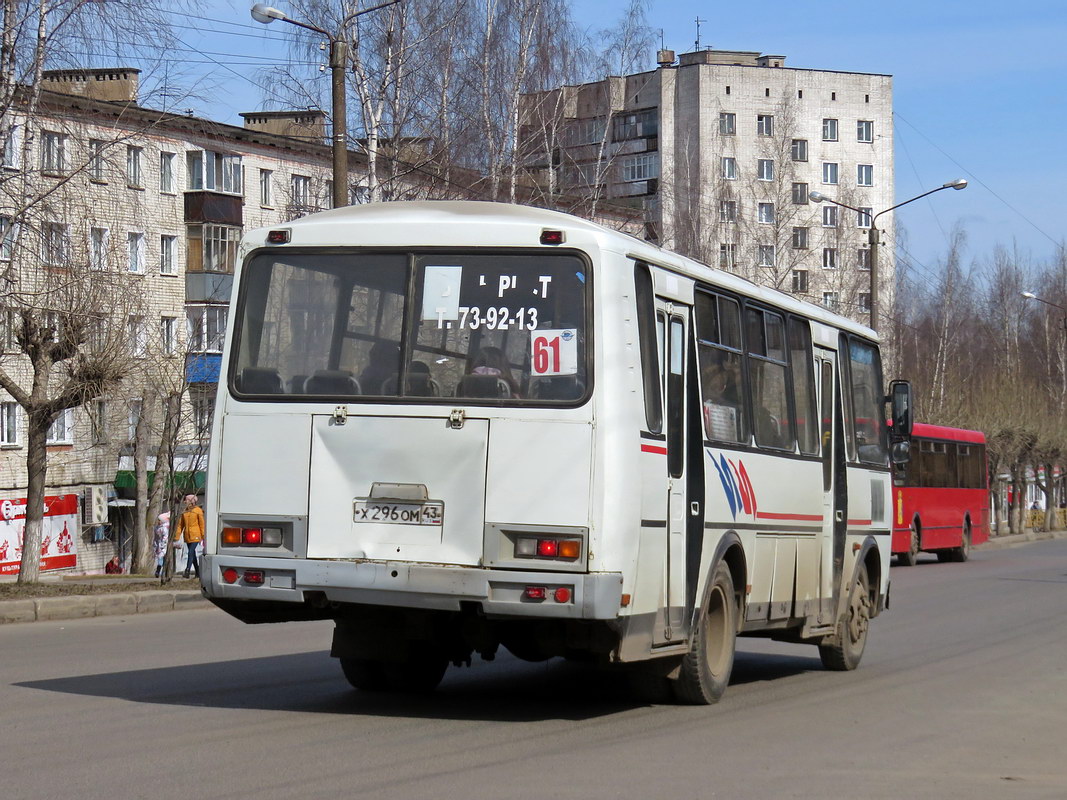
975 529 1067 551
0 590 209 625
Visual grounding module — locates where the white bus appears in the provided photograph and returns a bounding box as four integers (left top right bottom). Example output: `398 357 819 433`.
201 201 912 704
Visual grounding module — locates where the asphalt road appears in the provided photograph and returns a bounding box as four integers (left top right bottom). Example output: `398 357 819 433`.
3 540 1066 800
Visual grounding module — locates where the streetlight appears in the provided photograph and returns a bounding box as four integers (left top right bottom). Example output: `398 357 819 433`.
810 178 968 332
251 1 402 209
1021 291 1067 336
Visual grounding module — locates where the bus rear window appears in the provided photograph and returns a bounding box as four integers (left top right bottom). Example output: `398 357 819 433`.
230 251 589 404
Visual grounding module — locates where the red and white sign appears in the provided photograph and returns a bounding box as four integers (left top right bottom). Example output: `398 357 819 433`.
530 329 578 376
0 494 79 575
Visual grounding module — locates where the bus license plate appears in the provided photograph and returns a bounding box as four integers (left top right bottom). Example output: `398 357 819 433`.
353 500 444 526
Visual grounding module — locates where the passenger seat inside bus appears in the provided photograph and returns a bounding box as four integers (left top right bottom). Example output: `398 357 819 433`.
455 375 511 398
304 370 362 396
238 367 284 394
529 375 582 400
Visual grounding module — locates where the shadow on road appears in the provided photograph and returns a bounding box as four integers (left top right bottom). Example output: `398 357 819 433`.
15 647 821 722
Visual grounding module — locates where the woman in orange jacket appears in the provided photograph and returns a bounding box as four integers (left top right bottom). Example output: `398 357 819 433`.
174 494 205 579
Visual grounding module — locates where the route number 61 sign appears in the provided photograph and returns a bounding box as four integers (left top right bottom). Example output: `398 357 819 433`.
531 329 578 376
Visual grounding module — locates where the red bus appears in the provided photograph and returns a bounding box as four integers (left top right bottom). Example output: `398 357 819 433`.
892 423 989 565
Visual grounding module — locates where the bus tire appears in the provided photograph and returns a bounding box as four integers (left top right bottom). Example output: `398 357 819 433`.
898 525 919 567
386 652 449 693
340 657 389 692
951 523 971 563
819 564 870 671
672 560 737 705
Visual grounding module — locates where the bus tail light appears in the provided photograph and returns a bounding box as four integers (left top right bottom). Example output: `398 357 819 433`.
222 526 283 547
222 567 239 584
515 536 581 561
553 587 571 603
244 570 265 585
523 586 546 601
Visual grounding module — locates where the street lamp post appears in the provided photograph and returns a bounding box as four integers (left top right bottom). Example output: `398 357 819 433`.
251 1 401 209
1021 291 1067 338
810 178 968 332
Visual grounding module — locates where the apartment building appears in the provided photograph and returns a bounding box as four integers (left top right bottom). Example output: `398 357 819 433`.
521 48 894 324
0 68 430 574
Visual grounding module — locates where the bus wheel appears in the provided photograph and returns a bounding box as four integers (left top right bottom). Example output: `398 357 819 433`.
952 524 972 563
898 526 919 567
340 658 389 692
386 651 449 693
819 564 870 671
673 560 737 705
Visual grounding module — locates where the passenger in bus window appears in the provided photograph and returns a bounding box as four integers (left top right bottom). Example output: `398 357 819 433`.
465 346 520 397
359 341 401 394
700 350 743 442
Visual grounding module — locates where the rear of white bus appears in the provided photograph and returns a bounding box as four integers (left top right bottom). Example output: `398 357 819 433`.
200 204 625 688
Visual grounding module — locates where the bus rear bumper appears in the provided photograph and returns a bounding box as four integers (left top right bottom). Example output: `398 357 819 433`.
201 554 623 621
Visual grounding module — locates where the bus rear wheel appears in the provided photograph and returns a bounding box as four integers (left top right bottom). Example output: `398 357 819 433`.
672 560 737 705
819 564 870 671
951 523 972 562
340 652 448 693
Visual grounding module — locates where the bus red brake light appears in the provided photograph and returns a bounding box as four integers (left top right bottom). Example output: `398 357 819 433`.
243 570 265 585
242 528 263 545
536 539 558 557
540 229 564 245
523 586 546 601
222 567 239 584
267 229 290 244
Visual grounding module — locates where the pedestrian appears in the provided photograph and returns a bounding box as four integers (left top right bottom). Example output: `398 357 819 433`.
173 494 205 579
153 512 170 578
104 556 122 574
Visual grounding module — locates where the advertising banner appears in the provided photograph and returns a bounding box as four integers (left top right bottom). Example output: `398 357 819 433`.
0 494 79 575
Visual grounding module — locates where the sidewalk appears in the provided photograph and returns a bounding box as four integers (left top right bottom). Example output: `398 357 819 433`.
1 529 1064 625
0 574 208 625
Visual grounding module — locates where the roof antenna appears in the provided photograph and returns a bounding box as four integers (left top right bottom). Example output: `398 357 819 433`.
695 16 706 51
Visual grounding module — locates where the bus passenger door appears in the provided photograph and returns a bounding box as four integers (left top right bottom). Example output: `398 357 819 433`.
661 305 691 640
816 347 846 624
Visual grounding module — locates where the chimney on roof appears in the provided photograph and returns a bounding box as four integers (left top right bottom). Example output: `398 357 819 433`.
42 68 140 103
657 49 676 67
240 110 328 143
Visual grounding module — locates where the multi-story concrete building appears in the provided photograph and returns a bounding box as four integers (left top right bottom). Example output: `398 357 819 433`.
521 48 894 326
0 68 435 574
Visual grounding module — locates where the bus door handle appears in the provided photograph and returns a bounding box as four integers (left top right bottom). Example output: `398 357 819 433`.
835 510 844 522
690 502 701 516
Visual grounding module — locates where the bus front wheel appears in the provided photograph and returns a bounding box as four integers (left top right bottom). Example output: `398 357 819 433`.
819 564 870 671
673 560 737 705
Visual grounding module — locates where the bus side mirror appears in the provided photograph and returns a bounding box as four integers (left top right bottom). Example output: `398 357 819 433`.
890 440 911 465
888 380 913 438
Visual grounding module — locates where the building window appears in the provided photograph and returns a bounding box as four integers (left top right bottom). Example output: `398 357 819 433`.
858 207 872 228
719 200 738 223
126 145 143 187
857 120 874 143
186 223 239 273
613 109 658 140
127 399 142 441
822 248 838 269
858 248 871 270
41 131 66 173
187 150 243 194
822 291 840 311
90 227 108 270
1 307 16 352
259 169 273 206
46 408 73 445
1 401 18 445
160 234 177 275
858 292 871 313
620 153 659 182
719 243 737 268
757 114 773 136
857 164 873 186
822 162 838 185
757 203 775 224
186 305 228 353
127 232 145 273
160 151 176 193
757 159 774 181
792 269 808 294
792 182 808 204
792 226 809 249
721 157 737 180
822 206 838 228
192 388 215 440
822 118 838 141
291 174 311 208
719 112 735 135
1 123 20 169
568 117 606 145
161 316 177 355
0 216 14 260
41 222 68 265
88 139 106 182
758 244 776 267
791 139 808 162
127 315 146 355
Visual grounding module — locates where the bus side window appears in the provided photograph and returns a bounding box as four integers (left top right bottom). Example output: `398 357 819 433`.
634 263 662 433
695 291 748 444
788 317 819 455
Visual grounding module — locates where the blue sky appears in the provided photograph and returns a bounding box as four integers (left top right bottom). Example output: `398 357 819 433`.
164 0 1065 279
